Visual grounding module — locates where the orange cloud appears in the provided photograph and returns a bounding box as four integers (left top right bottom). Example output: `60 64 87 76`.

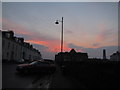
2 18 80 53
48 44 71 52
25 39 71 53
25 40 48 46
44 41 70 53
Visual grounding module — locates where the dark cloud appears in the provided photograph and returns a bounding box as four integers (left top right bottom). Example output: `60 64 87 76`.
65 30 73 34
15 33 31 40
33 44 56 59
68 43 84 51
33 44 48 52
68 43 118 59
31 43 120 60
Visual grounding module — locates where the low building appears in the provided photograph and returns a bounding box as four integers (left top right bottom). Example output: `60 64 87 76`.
110 51 120 61
55 49 88 63
2 30 41 62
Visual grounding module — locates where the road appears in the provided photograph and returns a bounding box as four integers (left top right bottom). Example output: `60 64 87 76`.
49 65 87 89
2 63 87 89
2 63 51 89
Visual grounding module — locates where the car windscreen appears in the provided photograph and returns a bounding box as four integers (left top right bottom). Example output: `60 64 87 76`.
29 61 38 65
29 61 48 65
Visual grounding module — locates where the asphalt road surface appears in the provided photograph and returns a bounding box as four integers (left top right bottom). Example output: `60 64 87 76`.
2 63 87 89
2 63 51 89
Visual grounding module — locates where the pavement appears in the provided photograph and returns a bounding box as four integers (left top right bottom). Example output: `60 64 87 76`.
49 65 86 89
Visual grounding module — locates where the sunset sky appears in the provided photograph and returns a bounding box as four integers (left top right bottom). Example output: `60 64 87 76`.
2 2 118 59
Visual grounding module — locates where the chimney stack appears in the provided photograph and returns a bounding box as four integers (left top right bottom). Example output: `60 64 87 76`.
103 49 106 60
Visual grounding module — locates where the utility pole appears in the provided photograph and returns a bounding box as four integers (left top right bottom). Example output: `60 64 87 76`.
61 17 63 53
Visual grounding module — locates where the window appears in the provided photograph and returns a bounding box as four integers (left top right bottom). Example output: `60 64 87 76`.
7 33 10 38
7 52 9 58
13 44 14 50
15 53 17 58
16 45 17 50
5 33 10 38
8 42 10 49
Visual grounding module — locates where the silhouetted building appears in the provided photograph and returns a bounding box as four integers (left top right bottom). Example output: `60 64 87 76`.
55 49 88 63
110 51 120 61
103 49 107 60
2 30 41 62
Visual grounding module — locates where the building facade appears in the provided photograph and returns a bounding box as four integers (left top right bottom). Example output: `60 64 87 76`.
2 30 41 62
110 51 120 61
55 49 88 63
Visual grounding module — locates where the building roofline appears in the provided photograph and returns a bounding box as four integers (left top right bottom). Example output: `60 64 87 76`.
2 30 41 54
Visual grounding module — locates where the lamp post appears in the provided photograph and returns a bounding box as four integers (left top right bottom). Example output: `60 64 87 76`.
55 17 64 53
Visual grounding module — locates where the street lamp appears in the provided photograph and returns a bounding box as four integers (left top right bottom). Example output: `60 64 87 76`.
55 17 64 53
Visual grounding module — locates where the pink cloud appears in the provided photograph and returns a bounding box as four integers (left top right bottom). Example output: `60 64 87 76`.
2 18 32 36
93 23 117 47
25 40 48 46
2 18 71 53
95 29 116 42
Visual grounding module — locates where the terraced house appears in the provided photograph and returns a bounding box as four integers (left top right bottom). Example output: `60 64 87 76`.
2 30 41 62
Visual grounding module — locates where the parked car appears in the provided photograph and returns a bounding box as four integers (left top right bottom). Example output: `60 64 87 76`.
44 59 55 64
16 60 56 74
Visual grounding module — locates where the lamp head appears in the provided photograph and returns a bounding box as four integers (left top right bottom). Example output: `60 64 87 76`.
55 20 59 24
